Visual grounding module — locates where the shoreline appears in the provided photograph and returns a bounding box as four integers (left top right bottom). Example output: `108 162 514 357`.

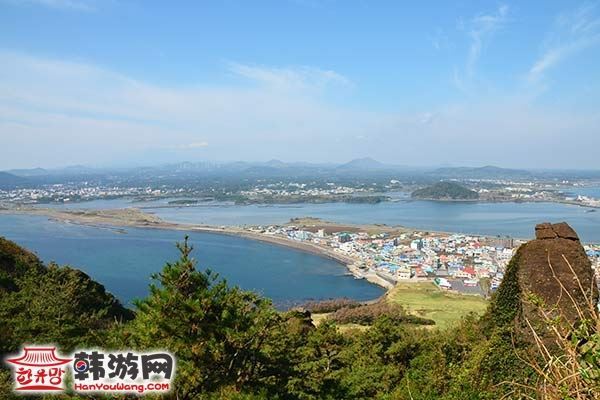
3 200 598 291
409 196 600 209
8 193 600 210
0 207 394 290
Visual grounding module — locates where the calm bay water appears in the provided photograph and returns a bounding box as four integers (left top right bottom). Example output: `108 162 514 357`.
142 200 600 243
35 197 600 241
8 197 600 306
0 214 384 307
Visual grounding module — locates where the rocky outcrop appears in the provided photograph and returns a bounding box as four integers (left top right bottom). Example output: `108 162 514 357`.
522 222 597 325
533 222 579 241
490 222 598 334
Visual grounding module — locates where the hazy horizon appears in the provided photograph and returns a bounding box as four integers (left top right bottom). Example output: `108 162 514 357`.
1 1 600 170
4 157 600 173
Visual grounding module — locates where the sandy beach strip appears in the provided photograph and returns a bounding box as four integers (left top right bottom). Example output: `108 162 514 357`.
0 207 394 290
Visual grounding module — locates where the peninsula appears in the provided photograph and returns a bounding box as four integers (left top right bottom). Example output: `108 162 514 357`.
3 205 600 299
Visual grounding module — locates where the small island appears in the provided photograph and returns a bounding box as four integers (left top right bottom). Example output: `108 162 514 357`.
411 181 479 200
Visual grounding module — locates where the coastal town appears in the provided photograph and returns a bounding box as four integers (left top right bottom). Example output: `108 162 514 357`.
2 186 600 299
244 221 600 297
0 182 389 205
2 168 600 301
0 183 173 204
2 172 600 208
2 182 600 299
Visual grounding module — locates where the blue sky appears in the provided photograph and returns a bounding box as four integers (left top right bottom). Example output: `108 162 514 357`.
1 0 599 169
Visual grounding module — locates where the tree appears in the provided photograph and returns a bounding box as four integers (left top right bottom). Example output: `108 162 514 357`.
123 236 289 398
286 321 347 400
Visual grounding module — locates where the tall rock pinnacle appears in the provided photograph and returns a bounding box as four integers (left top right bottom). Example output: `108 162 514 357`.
490 222 598 333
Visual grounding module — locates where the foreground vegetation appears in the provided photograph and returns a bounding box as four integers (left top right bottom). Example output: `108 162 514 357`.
0 235 598 399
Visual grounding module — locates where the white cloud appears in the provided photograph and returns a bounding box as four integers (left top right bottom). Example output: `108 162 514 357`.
528 3 600 82
418 112 437 125
228 63 351 90
452 5 509 95
465 4 509 78
0 52 367 168
1 51 599 169
186 142 209 148
430 28 451 51
169 142 209 150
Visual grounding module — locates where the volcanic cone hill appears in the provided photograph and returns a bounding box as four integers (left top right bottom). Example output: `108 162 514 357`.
411 181 479 200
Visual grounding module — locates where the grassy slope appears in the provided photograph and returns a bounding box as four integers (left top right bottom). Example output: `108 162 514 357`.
386 282 488 329
312 282 487 331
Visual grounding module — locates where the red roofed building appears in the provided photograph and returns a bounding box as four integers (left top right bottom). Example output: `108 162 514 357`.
463 267 476 278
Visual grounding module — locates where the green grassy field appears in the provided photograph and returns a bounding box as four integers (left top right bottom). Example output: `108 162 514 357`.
386 282 489 329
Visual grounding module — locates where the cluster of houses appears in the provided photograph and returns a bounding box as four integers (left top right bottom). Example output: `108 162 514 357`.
0 184 183 204
570 195 600 207
249 224 523 295
239 182 371 199
585 244 600 279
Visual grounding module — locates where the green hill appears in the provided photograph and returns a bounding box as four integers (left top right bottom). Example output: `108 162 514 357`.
411 181 479 200
0 236 134 355
0 172 28 190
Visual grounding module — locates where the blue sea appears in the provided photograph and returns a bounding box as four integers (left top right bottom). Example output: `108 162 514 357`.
140 200 600 242
0 214 384 308
6 197 600 307
35 197 600 242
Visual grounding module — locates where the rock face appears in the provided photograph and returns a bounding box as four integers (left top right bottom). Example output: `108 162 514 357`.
492 222 598 333
533 222 579 241
522 222 597 325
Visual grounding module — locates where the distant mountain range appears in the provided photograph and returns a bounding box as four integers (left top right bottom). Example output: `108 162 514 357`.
336 157 388 171
7 165 101 177
4 158 409 176
3 160 600 190
430 165 533 179
6 167 48 177
0 172 28 189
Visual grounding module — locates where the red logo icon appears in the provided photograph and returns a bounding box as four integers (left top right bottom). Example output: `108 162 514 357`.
6 347 71 392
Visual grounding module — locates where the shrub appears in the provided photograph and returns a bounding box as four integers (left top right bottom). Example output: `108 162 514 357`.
328 302 435 326
300 298 362 313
